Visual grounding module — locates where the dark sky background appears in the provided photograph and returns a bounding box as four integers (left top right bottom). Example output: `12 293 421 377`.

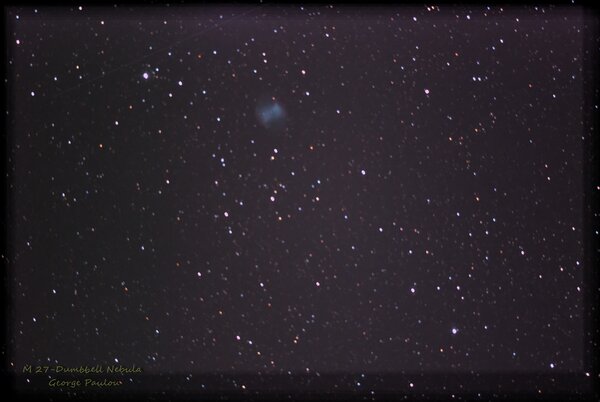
7 4 590 385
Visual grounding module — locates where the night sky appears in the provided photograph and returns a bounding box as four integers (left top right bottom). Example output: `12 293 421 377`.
6 4 594 396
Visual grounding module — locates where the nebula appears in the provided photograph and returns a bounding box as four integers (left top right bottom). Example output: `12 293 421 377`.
256 100 286 129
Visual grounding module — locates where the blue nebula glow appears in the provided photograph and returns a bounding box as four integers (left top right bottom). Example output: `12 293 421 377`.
256 101 286 129
259 103 283 124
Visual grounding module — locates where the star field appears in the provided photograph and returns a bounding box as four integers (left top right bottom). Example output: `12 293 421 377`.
6 4 596 398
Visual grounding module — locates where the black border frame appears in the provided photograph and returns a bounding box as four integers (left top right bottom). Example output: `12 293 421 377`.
2 2 599 401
